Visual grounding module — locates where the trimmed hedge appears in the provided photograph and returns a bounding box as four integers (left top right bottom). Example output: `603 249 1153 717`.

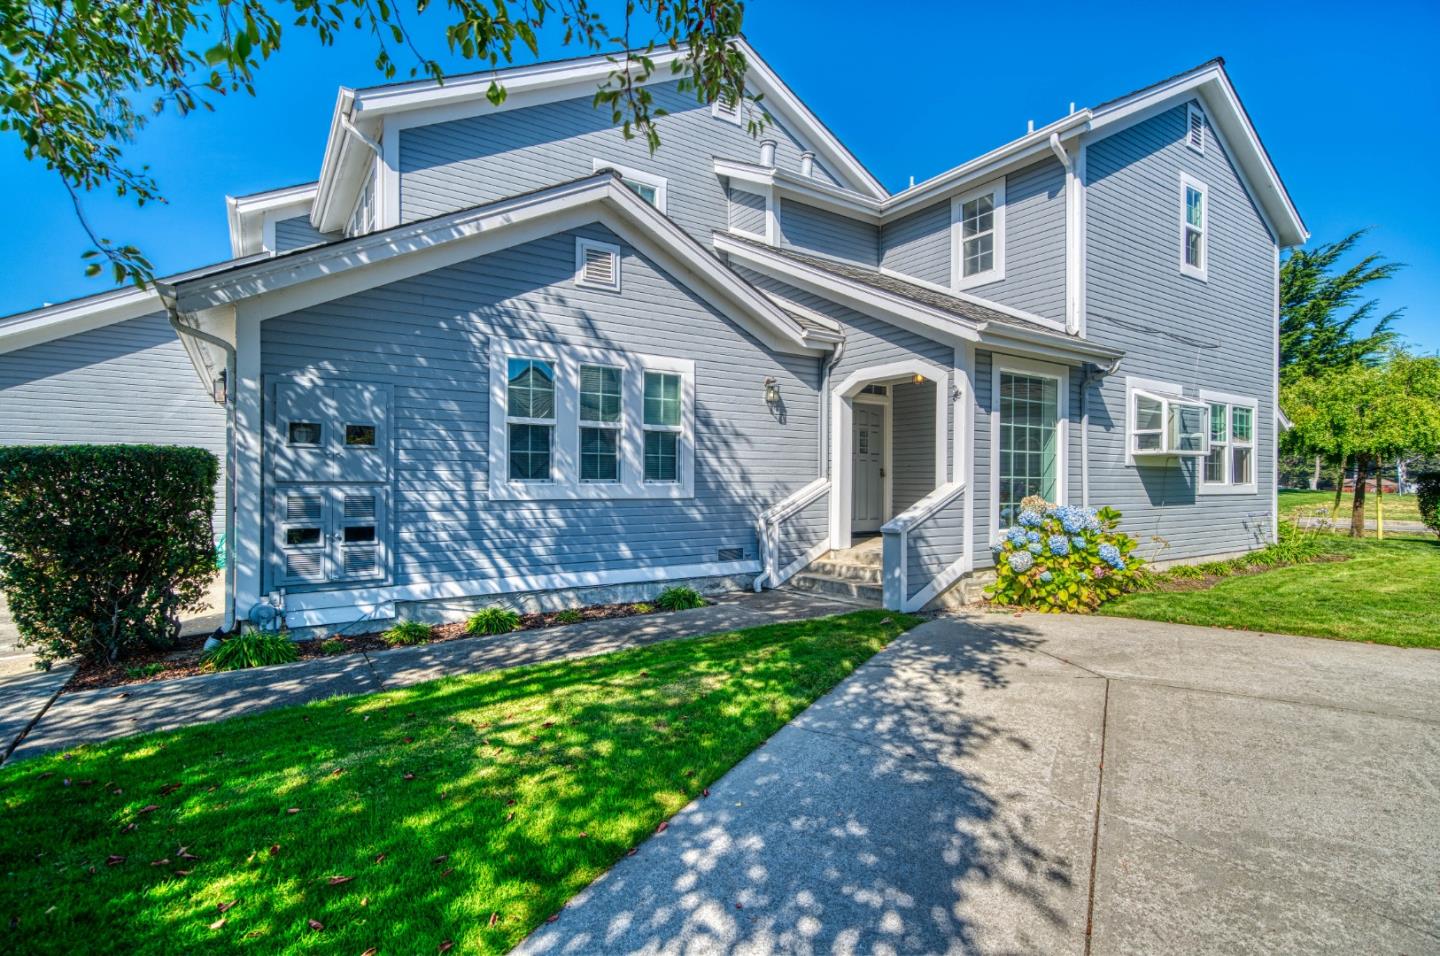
1417 471 1440 537
0 445 218 666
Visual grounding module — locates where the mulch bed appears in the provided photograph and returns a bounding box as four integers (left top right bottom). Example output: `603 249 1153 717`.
62 600 672 694
1139 553 1350 593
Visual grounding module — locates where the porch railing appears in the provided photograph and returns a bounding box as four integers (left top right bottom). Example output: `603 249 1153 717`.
881 481 967 611
754 477 831 591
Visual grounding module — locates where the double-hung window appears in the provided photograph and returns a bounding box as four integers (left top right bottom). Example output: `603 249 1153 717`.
952 179 1006 289
1199 392 1257 493
1180 173 1208 281
490 341 693 499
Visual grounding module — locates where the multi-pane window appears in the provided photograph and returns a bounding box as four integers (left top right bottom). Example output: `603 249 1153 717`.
1201 398 1256 491
507 358 555 481
998 371 1059 526
643 371 682 483
1181 174 1208 280
579 364 622 482
954 181 1004 288
592 160 667 213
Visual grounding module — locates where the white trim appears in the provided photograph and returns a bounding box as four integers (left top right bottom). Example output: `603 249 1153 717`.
1272 245 1281 541
951 178 1006 290
0 287 159 356
591 159 668 214
989 356 1069 541
227 183 319 257
754 476 831 590
281 558 761 627
574 236 623 291
725 184 772 243
1186 102 1207 154
488 339 694 501
1179 172 1209 282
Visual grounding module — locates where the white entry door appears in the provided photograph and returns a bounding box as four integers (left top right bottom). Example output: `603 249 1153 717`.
852 403 885 532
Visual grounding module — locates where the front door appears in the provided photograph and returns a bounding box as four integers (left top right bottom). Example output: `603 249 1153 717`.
851 402 885 532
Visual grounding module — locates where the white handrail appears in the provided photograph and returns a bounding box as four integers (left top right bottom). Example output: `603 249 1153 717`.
755 477 830 591
882 481 966 611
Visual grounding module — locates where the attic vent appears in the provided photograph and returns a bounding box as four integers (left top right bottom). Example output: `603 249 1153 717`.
574 238 621 291
712 90 742 125
717 547 744 562
1187 103 1206 154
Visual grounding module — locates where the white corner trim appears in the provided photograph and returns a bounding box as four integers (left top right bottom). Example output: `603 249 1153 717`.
1179 172 1209 282
592 159 668 215
951 177 1007 291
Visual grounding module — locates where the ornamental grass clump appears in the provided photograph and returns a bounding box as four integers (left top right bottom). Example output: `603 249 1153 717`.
985 499 1144 612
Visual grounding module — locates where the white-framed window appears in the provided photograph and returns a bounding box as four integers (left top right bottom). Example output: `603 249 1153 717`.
712 89 743 125
592 159 668 214
489 339 694 500
1199 390 1258 494
575 237 622 291
1180 173 1208 281
1126 380 1209 459
951 178 1006 290
1186 102 1206 154
992 357 1067 530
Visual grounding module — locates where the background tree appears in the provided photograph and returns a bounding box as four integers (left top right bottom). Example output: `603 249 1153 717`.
0 0 751 285
1284 350 1440 537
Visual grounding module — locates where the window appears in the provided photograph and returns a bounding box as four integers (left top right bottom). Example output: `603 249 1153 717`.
644 371 682 483
1199 392 1258 493
344 424 376 447
579 364 622 482
1127 383 1209 458
489 341 693 500
997 369 1061 527
575 237 622 291
952 179 1005 289
1186 102 1206 154
506 358 555 481
591 160 668 214
1180 173 1208 281
288 421 321 445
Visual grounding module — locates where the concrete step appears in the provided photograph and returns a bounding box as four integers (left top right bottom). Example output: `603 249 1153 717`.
825 545 883 568
805 559 883 584
786 572 883 606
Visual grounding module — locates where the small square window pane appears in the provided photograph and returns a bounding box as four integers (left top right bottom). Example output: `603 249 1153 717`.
286 527 321 546
508 423 552 481
962 195 993 236
345 424 376 447
1135 394 1163 432
1231 446 1253 485
644 430 679 482
1186 187 1203 228
288 421 321 445
644 372 682 426
1185 228 1204 268
1135 432 1163 452
1209 404 1227 442
580 365 623 423
1231 406 1253 442
1204 447 1226 483
508 358 555 420
343 526 376 543
624 180 658 206
580 427 620 482
963 234 994 276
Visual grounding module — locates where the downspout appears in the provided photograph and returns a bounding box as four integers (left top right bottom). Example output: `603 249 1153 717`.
1048 133 1081 336
158 282 238 631
1079 357 1122 508
339 113 383 159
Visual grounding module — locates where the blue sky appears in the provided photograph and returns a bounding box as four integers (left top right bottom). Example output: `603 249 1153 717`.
6 0 1438 352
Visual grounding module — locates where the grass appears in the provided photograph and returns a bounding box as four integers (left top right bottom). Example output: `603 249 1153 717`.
0 610 918 954
1279 488 1424 525
1102 533 1440 648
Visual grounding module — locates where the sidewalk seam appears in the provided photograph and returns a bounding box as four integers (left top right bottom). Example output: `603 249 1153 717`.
1 672 69 766
1083 677 1110 956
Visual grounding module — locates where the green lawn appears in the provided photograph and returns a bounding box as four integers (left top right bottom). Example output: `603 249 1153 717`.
1101 534 1440 648
0 610 918 955
1279 488 1424 524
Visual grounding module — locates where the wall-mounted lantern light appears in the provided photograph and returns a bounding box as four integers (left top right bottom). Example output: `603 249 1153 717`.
764 376 780 405
213 370 228 405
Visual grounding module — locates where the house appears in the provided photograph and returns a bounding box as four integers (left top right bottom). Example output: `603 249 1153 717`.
0 42 1305 630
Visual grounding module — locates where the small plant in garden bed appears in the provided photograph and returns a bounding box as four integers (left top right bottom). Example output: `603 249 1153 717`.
123 662 166 680
655 585 706 611
467 606 521 635
632 602 655 614
552 608 583 625
986 498 1143 613
382 620 432 646
318 637 348 655
203 630 300 671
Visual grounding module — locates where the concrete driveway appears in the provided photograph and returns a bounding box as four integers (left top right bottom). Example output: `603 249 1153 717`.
518 613 1440 955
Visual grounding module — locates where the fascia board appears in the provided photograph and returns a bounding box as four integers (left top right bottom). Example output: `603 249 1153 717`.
0 289 160 355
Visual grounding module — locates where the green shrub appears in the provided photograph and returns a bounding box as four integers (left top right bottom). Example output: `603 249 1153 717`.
985 502 1144 613
632 602 655 614
655 585 706 611
552 608 583 625
467 606 521 636
0 445 217 666
203 631 299 671
382 620 432 646
318 638 347 655
1417 471 1440 537
124 662 166 680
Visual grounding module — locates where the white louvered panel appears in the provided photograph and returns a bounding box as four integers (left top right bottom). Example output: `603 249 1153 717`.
343 545 379 576
286 493 323 523
344 493 377 521
583 246 616 286
286 550 324 578
1188 110 1205 150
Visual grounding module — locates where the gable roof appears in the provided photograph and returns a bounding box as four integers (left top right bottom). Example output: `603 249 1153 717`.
225 182 319 257
311 38 885 232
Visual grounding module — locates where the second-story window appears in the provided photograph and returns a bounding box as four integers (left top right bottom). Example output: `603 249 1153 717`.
1180 173 1208 281
952 178 1006 290
592 159 668 214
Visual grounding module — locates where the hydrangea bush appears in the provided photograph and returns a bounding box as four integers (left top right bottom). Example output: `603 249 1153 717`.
985 497 1144 612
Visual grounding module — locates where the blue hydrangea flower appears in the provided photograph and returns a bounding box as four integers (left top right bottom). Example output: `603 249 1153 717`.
1071 536 1087 552
1018 510 1044 528
1039 570 1054 583
1026 530 1041 543
1098 543 1124 569
1048 535 1070 557
1058 507 1086 534
1083 508 1102 533
1079 571 1089 581
1007 528 1029 547
1027 541 1044 555
991 539 1005 554
1007 550 1034 573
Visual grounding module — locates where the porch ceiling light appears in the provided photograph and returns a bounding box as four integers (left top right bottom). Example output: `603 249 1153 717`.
912 373 926 384
764 376 780 405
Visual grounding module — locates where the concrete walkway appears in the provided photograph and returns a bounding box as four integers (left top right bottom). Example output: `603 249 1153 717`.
518 612 1440 956
1 589 855 763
